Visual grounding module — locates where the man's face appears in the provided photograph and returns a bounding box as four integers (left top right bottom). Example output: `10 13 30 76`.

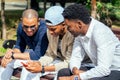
65 19 84 37
47 22 65 37
22 18 39 36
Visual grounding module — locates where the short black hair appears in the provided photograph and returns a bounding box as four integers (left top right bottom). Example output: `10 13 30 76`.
62 4 91 24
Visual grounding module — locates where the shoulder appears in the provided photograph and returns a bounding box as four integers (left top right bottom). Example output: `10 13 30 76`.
91 18 111 35
66 31 74 39
63 31 75 43
39 19 46 26
17 22 23 33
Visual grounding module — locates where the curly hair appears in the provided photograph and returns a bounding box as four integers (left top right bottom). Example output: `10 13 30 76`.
62 4 91 24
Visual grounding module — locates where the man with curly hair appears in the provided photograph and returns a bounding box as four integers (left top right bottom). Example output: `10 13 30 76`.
57 4 120 80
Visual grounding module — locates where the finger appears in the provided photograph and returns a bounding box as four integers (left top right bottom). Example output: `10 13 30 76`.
1 58 12 68
25 67 33 72
6 49 13 53
5 53 12 59
27 60 33 64
1 59 6 67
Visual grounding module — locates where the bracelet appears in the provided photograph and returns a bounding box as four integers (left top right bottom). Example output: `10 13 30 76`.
41 65 45 73
11 52 15 59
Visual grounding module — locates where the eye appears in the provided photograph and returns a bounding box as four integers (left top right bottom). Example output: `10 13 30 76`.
23 25 29 28
50 28 56 31
23 25 36 30
30 25 35 29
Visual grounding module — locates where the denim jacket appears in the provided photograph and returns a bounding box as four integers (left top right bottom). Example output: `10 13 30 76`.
14 20 48 60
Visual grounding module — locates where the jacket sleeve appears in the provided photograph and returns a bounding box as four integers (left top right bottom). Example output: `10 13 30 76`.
14 23 26 52
70 37 86 72
29 33 48 60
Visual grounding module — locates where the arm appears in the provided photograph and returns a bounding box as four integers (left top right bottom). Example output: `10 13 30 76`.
22 60 55 73
12 23 30 59
70 37 85 72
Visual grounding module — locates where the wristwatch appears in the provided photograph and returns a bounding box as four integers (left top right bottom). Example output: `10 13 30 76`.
41 65 45 73
11 52 15 59
74 75 79 80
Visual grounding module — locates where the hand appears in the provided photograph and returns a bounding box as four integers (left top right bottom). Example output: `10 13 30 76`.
74 69 85 75
23 60 42 73
59 75 81 80
1 56 12 67
4 49 13 59
21 62 28 67
59 76 72 80
1 49 14 67
59 75 79 80
72 67 85 75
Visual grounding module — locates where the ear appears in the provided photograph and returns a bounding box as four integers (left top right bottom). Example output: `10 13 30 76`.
62 22 66 26
38 18 40 25
38 18 40 21
20 18 22 21
77 20 82 29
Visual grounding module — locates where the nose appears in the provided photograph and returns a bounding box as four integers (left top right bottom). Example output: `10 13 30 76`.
27 28 32 31
49 31 55 35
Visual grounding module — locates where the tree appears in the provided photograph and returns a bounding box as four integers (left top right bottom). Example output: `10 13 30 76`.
27 0 31 9
91 0 97 18
1 0 7 40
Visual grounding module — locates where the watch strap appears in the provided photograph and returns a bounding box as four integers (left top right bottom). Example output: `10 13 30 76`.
41 65 45 73
11 52 15 59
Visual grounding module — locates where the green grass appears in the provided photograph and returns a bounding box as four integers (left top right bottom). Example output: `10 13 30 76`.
0 47 6 56
0 40 6 56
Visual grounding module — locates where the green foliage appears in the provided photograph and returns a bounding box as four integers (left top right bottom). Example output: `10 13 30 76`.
85 0 91 10
5 10 23 28
97 1 103 10
0 10 23 30
0 47 6 56
111 0 120 7
38 9 44 18
95 2 120 21
105 3 113 10
110 8 120 20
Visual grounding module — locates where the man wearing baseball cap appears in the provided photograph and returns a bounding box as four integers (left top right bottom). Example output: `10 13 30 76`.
20 6 74 80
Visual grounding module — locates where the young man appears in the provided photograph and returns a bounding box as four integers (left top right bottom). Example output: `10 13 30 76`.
0 9 48 80
19 6 74 80
57 4 120 80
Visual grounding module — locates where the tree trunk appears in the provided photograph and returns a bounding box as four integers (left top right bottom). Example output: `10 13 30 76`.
91 0 97 18
1 0 7 40
27 0 31 9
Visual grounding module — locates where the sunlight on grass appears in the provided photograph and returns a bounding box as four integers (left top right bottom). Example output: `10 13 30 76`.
0 40 6 56
0 47 6 56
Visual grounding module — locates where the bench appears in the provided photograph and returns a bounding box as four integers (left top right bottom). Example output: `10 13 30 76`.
0 27 120 79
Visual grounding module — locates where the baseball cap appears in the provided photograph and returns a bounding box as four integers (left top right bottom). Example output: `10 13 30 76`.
45 6 64 26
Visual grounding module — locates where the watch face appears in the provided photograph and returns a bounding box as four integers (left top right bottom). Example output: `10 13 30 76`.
74 76 79 80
